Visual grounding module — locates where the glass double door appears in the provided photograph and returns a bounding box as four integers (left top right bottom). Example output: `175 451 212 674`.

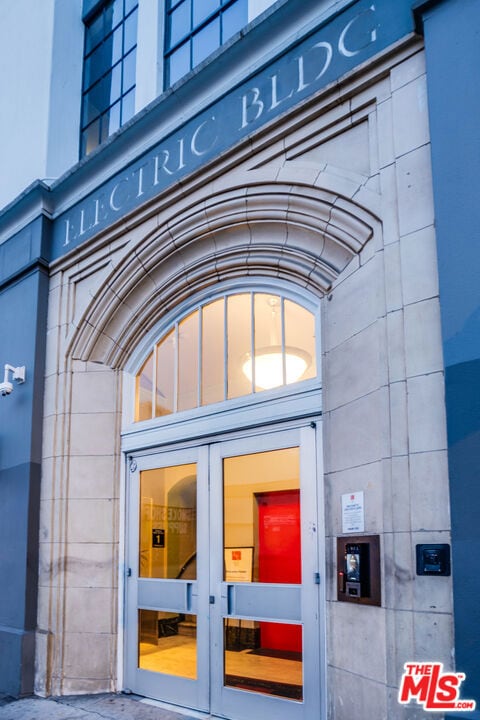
125 426 323 720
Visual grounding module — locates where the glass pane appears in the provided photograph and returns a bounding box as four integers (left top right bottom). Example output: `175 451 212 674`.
178 311 199 411
112 26 123 64
82 78 106 125
227 294 252 399
168 41 191 85
193 0 221 27
224 618 302 700
139 610 197 678
100 111 112 143
81 118 100 156
125 0 138 14
253 293 283 391
105 0 124 33
108 100 121 135
85 13 104 55
192 17 220 67
223 448 301 583
121 87 135 123
110 63 122 103
122 48 136 93
201 299 225 405
222 0 247 42
139 464 197 579
170 0 191 48
124 8 138 53
135 354 153 421
155 329 175 416
84 42 109 90
284 300 316 383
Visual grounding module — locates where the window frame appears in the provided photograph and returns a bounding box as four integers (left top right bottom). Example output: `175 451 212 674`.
164 0 248 87
124 281 322 436
80 0 139 157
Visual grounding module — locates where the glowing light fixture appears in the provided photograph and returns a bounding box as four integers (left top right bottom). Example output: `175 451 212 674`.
242 346 310 390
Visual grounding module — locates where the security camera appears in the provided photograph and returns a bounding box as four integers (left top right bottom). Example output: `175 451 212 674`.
0 364 26 397
0 381 13 396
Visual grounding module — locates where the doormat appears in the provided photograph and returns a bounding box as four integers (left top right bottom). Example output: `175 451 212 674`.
247 648 302 662
225 674 302 700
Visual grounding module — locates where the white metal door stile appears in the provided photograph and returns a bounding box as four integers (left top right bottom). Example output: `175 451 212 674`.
125 446 210 711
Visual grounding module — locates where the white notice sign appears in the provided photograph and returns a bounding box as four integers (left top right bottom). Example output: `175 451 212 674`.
342 492 365 533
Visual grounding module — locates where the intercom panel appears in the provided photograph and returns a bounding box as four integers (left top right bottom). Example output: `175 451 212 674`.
337 535 381 606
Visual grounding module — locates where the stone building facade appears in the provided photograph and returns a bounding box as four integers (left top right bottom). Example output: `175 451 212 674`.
0 1 479 719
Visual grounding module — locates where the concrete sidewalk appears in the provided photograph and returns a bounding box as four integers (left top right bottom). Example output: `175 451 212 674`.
0 693 205 720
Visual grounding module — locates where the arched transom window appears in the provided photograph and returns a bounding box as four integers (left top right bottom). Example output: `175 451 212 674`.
135 292 317 422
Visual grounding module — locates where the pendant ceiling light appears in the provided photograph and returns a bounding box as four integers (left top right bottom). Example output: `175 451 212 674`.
241 296 312 390
242 346 310 390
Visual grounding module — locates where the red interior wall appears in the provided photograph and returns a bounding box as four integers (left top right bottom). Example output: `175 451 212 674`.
257 489 302 652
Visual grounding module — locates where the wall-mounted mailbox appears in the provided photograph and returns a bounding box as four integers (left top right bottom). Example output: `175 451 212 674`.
416 544 450 576
337 535 381 606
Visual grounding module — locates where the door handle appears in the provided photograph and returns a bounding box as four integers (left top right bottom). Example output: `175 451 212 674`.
227 585 234 615
209 595 215 604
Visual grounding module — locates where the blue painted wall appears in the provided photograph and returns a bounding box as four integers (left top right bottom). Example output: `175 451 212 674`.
0 218 49 695
419 0 480 706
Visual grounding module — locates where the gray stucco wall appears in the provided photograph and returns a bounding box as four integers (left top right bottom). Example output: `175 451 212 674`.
0 218 49 695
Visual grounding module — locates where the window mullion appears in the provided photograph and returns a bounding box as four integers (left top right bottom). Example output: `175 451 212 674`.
250 292 255 393
174 323 179 413
198 309 202 407
152 344 157 419
281 296 286 386
224 296 228 402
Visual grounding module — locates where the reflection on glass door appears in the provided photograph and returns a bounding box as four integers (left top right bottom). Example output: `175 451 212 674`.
138 464 198 679
126 448 209 712
222 448 303 702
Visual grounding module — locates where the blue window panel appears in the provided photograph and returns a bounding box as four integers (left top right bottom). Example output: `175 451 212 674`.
83 42 109 90
122 48 136 93
170 0 191 49
222 0 247 42
110 63 122 103
121 88 135 123
192 17 220 67
82 79 105 125
125 0 138 14
85 12 104 54
124 9 138 53
100 112 111 143
108 100 121 135
193 0 221 28
104 0 125 33
81 118 101 156
81 0 138 156
165 0 248 87
169 41 191 84
112 26 123 64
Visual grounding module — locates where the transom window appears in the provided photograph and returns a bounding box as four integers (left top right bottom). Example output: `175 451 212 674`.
165 0 248 86
135 292 317 422
81 0 138 157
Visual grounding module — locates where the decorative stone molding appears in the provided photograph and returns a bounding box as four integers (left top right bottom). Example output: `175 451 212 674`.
69 171 380 368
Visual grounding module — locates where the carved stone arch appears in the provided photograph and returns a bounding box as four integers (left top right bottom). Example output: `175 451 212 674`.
69 171 381 368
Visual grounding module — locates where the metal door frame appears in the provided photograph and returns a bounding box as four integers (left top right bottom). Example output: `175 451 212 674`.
122 420 326 720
